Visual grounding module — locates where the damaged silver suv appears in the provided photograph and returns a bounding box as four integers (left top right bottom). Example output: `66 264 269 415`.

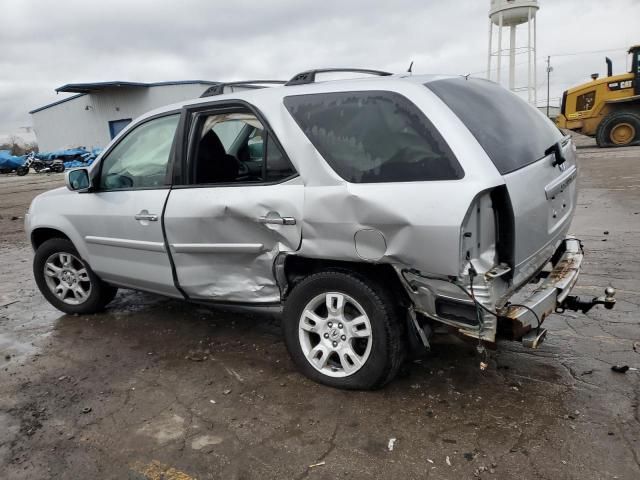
26 69 616 389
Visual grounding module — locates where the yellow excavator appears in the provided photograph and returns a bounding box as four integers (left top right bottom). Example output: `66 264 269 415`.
556 45 640 147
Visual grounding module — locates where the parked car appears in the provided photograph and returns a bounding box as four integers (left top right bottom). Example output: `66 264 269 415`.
25 71 615 390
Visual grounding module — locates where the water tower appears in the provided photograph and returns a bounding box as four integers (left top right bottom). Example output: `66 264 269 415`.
487 0 539 104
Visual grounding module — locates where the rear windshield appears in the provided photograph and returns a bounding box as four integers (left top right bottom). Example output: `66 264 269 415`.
284 91 463 183
426 78 563 175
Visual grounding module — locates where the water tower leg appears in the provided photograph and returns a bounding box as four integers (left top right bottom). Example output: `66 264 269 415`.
533 14 538 104
527 7 533 103
487 18 493 81
497 12 503 85
509 25 516 91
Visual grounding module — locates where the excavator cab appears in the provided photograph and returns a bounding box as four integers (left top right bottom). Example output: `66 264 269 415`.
557 44 640 147
631 45 640 96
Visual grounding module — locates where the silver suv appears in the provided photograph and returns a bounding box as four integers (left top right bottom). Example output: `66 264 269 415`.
26 70 615 389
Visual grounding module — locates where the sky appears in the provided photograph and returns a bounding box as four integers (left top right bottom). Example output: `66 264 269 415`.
1 0 638 141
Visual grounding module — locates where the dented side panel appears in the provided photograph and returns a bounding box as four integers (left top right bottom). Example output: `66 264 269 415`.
163 178 304 302
261 81 506 277
299 181 488 276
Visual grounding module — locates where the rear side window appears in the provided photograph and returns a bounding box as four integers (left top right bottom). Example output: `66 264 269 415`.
284 91 463 183
426 78 563 175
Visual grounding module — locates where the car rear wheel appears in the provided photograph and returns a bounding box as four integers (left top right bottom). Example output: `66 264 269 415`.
34 238 118 314
596 111 640 147
282 271 404 390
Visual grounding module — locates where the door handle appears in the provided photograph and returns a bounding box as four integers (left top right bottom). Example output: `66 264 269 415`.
258 215 296 225
135 212 158 222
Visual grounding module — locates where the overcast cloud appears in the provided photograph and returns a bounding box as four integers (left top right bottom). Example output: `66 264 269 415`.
1 0 638 137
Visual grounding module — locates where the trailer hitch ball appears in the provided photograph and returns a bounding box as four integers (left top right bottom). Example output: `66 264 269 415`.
559 286 616 314
603 286 616 309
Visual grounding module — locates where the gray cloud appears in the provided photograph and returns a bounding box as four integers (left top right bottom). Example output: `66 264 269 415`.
1 0 638 136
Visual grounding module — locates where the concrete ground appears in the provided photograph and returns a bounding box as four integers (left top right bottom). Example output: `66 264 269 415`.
1 141 639 480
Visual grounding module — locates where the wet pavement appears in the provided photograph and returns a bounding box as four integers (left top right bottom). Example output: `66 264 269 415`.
1 142 639 479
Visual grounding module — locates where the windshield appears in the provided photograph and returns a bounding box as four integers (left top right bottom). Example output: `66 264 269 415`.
426 77 563 175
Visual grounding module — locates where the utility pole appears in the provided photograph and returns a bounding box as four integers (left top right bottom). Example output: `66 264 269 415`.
546 56 553 117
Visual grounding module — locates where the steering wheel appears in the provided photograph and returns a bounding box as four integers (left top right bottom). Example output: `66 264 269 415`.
237 160 250 178
103 173 134 189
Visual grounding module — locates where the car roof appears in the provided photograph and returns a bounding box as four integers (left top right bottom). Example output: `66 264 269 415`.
137 73 460 121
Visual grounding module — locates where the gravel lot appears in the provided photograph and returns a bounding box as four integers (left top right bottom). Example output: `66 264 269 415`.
1 140 639 479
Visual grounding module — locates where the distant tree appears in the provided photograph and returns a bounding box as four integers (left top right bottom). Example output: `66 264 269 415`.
0 135 37 156
23 141 39 154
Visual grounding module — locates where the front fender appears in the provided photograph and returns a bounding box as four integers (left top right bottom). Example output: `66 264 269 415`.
26 189 91 262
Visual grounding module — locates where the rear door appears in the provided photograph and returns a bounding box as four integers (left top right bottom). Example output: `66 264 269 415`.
427 78 577 286
163 104 302 303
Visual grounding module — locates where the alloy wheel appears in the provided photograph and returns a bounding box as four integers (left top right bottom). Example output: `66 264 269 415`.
43 252 92 305
298 292 373 377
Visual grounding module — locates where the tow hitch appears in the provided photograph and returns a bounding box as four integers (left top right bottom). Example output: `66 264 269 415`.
558 286 617 314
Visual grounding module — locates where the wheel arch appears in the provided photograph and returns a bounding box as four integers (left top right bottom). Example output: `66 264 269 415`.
31 227 72 250
278 254 411 307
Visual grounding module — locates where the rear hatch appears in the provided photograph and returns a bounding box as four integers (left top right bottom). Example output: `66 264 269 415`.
426 77 577 286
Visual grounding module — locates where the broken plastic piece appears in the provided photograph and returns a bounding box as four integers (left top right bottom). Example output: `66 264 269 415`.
388 438 397 451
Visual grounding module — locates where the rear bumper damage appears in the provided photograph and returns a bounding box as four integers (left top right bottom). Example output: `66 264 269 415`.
497 237 615 347
500 237 583 339
397 237 616 349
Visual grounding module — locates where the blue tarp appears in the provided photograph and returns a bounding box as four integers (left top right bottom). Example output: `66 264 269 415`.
0 150 24 169
41 147 101 169
37 148 88 161
63 160 87 169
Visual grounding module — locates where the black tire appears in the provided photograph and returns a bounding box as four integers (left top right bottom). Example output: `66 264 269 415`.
33 238 118 314
52 163 65 173
282 270 405 390
16 166 28 176
595 111 640 147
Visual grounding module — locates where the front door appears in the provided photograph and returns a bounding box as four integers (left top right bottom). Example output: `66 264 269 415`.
163 107 302 303
77 113 181 296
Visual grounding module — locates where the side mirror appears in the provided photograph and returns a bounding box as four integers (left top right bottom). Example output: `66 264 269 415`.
65 168 92 192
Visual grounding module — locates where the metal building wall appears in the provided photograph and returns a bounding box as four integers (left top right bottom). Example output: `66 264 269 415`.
31 83 209 151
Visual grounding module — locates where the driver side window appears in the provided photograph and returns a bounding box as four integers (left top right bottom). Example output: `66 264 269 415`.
99 114 180 190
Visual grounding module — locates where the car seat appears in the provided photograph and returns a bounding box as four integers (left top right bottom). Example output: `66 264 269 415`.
196 130 239 183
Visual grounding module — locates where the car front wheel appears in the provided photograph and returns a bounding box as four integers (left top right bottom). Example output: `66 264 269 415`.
282 271 404 390
33 238 118 314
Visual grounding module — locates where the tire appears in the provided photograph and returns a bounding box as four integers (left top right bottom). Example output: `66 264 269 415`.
52 163 65 173
16 166 28 176
595 111 640 147
33 238 118 314
282 270 405 390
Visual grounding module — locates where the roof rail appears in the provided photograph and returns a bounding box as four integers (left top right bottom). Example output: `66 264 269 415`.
285 68 393 86
200 80 286 98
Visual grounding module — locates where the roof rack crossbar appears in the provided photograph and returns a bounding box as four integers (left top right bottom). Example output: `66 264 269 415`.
200 80 287 98
285 68 393 86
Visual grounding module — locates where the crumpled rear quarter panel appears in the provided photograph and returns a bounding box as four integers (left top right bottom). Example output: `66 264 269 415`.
257 80 506 276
